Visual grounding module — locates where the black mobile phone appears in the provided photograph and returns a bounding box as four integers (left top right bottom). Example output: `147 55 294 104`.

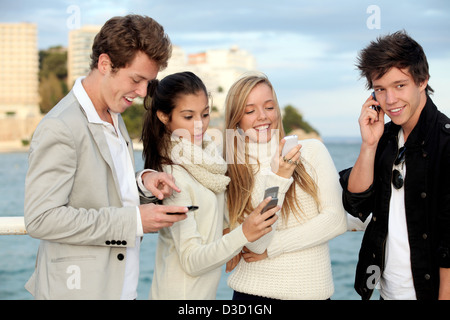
261 187 279 215
370 91 381 113
167 205 199 215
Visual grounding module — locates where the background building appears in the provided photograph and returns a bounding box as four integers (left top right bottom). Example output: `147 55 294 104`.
66 26 256 115
67 25 101 87
0 23 41 144
0 22 257 148
159 45 257 114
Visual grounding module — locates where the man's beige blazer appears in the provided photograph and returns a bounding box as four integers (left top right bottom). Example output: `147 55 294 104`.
24 91 139 299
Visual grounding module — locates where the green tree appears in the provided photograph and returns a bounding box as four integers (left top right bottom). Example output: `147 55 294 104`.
39 73 64 113
38 46 68 113
282 105 319 135
39 46 67 81
122 102 146 140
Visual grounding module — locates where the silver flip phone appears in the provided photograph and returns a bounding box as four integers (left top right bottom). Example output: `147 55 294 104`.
262 186 279 214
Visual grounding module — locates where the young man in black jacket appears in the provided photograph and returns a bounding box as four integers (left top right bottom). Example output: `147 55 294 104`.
339 30 450 300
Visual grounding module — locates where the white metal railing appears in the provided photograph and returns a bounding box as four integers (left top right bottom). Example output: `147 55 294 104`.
0 214 368 235
0 217 27 235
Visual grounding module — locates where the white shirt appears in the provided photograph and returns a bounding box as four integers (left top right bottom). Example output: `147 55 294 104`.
73 77 143 300
380 129 417 300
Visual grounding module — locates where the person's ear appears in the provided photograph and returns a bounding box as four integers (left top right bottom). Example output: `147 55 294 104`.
156 110 169 125
419 77 429 92
98 53 112 75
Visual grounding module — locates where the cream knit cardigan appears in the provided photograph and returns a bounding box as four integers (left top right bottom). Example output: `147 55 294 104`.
227 139 347 300
150 137 249 300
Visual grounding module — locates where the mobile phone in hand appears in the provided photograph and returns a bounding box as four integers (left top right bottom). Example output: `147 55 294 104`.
167 205 199 215
370 91 380 113
281 135 298 156
261 187 279 214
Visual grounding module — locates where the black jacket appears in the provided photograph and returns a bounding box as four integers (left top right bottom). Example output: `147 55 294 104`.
339 96 450 300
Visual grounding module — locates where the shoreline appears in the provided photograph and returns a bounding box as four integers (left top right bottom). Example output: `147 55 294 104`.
0 140 143 154
0 141 29 154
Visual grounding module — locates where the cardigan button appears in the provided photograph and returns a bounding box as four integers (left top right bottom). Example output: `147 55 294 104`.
117 253 124 261
424 274 431 280
422 233 428 240
421 192 427 199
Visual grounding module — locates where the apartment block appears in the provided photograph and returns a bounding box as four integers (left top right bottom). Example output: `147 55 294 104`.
67 25 101 88
0 23 41 142
159 45 257 114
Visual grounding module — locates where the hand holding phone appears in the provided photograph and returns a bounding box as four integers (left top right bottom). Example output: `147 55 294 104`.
167 205 199 215
281 135 299 157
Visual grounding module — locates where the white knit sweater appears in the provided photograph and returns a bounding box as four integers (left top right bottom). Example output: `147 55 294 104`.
227 139 347 300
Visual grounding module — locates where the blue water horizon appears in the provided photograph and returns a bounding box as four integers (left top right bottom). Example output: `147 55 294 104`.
0 139 379 300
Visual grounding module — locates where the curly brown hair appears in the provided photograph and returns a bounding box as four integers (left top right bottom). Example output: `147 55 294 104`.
90 14 172 72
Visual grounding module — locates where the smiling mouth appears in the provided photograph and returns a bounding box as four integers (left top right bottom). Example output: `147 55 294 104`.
124 96 134 103
254 124 270 131
389 105 405 114
194 130 205 139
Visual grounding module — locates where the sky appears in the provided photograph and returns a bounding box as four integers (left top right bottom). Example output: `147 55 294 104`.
1 0 450 138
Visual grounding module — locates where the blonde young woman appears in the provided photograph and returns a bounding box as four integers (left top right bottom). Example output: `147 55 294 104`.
224 73 347 300
141 72 279 299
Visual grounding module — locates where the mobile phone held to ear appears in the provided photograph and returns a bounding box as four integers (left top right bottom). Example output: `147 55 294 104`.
281 135 298 157
261 187 279 216
167 205 199 215
370 91 380 113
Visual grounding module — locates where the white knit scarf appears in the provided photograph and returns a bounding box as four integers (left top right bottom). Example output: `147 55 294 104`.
169 134 230 194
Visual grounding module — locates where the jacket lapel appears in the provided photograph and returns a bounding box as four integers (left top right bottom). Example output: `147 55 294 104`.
87 122 122 194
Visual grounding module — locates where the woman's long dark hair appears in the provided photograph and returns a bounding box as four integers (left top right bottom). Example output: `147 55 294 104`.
141 71 208 171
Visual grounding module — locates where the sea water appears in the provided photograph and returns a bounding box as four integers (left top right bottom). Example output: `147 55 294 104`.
0 139 378 300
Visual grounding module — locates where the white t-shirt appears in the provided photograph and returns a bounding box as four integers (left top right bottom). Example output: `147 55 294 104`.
380 129 417 300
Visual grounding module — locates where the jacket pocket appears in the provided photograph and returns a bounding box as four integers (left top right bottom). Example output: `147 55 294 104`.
50 255 96 263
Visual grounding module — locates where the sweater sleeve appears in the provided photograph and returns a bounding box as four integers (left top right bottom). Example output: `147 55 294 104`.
267 139 347 258
163 166 249 277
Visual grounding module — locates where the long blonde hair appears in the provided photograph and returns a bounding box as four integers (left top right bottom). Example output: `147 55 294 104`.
224 73 320 228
